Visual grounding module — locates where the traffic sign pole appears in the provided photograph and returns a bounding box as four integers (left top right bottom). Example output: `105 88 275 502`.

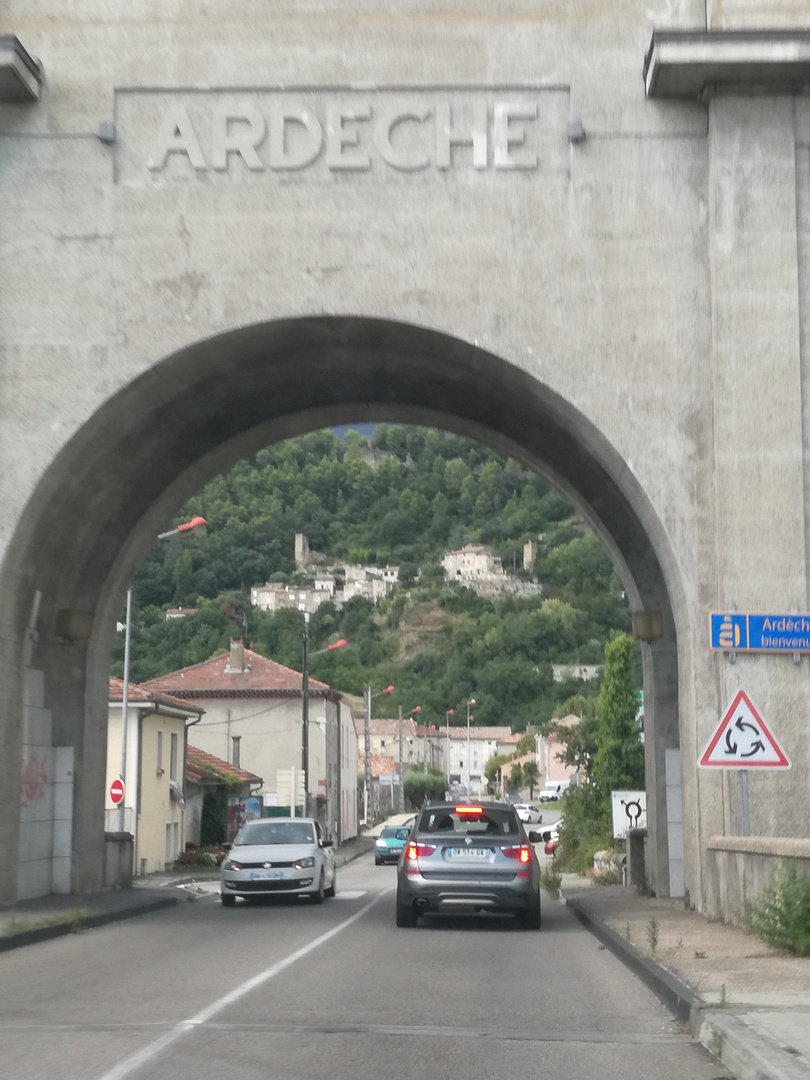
740 770 750 836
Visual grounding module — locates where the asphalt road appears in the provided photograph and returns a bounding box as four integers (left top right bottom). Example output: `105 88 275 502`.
0 854 727 1080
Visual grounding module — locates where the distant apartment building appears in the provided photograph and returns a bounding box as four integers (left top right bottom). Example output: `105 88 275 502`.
535 714 581 787
444 725 520 797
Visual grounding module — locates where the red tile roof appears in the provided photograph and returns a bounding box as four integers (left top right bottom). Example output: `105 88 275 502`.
358 754 397 778
139 647 337 700
186 744 262 786
108 677 204 716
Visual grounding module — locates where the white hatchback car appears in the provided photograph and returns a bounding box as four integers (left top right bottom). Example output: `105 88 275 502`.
513 804 542 824
220 817 336 906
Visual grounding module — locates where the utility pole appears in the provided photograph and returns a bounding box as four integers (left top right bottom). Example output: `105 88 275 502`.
398 705 404 812
301 611 310 818
364 685 371 825
466 698 475 796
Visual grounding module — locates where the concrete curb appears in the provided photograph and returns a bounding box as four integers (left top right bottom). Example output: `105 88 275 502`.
0 896 180 954
563 894 696 1023
564 892 803 1080
698 1012 810 1080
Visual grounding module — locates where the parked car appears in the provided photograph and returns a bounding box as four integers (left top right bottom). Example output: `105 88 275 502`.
538 780 570 802
513 803 542 824
395 801 543 929
375 825 412 865
220 817 336 906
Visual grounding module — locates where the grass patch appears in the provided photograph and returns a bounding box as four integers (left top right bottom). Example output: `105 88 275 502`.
540 865 562 896
1 907 91 937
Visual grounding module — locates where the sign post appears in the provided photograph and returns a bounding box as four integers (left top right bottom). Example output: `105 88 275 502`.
699 690 790 837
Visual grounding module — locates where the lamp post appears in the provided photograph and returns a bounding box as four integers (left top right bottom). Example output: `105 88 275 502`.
118 514 207 833
405 705 421 812
445 709 454 786
300 613 347 819
466 698 475 797
363 683 395 825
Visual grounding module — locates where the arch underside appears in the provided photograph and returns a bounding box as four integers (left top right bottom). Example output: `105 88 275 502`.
0 317 682 902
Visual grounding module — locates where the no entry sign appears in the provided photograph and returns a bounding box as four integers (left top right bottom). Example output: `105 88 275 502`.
109 778 125 805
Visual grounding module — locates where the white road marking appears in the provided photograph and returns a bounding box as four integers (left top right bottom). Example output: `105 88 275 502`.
95 889 390 1080
333 890 366 899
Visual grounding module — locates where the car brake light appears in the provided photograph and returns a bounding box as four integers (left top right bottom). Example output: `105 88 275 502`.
406 842 437 860
455 805 483 814
501 844 532 863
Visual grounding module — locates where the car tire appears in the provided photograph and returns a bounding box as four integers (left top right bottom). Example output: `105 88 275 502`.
221 893 236 907
375 856 381 866
325 870 336 898
395 896 418 928
519 895 542 930
311 873 325 904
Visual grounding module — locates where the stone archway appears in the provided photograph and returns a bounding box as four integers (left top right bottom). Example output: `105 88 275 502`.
0 317 685 905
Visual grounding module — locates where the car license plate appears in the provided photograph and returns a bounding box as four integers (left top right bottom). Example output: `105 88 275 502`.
249 870 285 880
449 848 489 859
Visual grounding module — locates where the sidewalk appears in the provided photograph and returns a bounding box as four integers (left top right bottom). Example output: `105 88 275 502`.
561 875 810 1080
0 832 375 953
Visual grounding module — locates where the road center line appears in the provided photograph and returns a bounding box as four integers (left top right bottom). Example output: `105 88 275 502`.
95 889 391 1080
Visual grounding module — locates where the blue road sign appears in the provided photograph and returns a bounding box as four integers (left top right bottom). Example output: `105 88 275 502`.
710 612 810 653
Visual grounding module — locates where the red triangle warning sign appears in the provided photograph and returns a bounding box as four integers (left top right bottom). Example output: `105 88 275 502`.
699 690 790 768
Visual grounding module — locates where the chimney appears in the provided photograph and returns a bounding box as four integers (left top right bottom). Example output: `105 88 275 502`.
229 637 245 673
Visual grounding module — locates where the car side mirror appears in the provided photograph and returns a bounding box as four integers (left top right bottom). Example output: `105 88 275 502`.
223 842 232 852
321 838 334 848
528 831 542 844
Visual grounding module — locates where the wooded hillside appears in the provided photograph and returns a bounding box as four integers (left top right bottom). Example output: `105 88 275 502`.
113 425 631 730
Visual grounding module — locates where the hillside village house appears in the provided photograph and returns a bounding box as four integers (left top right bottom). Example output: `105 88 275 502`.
141 640 358 843
106 678 203 875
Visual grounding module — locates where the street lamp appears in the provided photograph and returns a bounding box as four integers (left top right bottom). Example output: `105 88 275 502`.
300 612 348 819
363 683 395 825
466 699 476 797
118 514 207 832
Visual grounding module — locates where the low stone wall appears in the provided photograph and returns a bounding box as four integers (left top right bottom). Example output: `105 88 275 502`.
705 836 810 922
104 832 134 888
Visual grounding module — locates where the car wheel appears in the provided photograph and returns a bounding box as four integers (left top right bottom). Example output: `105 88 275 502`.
311 873 325 904
395 896 418 928
375 856 382 866
221 893 236 907
519 895 542 930
325 869 336 898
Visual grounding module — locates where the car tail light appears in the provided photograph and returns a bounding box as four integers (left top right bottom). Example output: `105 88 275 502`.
406 842 437 860
455 805 483 814
501 844 532 863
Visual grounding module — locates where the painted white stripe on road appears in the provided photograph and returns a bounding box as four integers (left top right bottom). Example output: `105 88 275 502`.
333 890 366 899
95 889 390 1080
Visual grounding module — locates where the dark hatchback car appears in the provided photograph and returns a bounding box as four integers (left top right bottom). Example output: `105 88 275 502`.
395 801 542 929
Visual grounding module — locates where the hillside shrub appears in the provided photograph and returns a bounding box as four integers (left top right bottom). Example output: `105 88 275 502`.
744 861 810 955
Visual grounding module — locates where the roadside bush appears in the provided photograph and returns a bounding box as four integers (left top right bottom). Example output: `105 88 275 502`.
743 860 810 956
552 783 612 875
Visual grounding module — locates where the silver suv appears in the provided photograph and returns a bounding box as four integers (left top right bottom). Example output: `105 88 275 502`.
395 801 542 929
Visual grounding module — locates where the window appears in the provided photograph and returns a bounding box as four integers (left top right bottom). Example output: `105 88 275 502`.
232 736 241 768
170 732 178 781
156 731 163 773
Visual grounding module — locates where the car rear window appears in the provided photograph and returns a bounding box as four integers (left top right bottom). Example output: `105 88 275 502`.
381 826 407 838
235 821 314 845
418 807 519 837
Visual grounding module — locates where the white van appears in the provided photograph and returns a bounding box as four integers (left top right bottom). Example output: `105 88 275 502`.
538 780 570 802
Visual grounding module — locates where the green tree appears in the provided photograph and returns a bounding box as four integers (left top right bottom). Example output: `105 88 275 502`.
403 764 446 808
523 759 540 798
592 635 644 802
508 762 524 791
484 753 510 783
516 731 535 756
